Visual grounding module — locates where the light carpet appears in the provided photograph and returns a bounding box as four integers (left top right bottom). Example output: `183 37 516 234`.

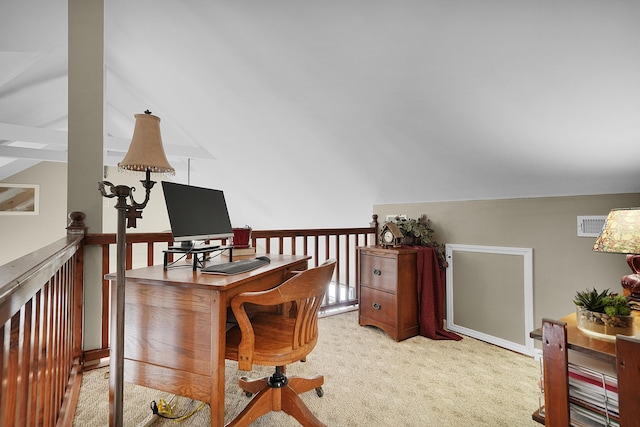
73 310 541 426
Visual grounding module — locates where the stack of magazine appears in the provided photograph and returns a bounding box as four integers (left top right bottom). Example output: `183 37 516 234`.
567 363 619 426
538 357 619 427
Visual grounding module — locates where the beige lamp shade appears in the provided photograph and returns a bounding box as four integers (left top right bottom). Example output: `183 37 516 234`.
593 208 640 254
118 112 175 175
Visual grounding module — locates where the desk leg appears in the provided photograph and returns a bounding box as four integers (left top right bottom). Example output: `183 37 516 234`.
211 292 226 426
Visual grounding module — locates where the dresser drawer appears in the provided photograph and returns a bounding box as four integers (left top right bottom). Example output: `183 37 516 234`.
359 253 398 293
360 286 397 327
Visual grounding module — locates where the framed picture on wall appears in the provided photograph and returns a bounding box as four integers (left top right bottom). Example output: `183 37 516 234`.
0 183 39 215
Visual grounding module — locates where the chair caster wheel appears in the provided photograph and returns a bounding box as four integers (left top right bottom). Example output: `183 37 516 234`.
245 392 253 397
315 387 324 397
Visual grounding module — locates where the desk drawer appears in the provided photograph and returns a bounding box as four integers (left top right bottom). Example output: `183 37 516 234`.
360 286 397 327
359 253 398 293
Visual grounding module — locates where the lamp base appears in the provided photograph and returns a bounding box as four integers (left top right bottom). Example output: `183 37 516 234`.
622 273 640 303
622 254 640 304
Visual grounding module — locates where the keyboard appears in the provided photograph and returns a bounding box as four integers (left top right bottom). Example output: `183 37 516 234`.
201 256 270 275
167 244 221 252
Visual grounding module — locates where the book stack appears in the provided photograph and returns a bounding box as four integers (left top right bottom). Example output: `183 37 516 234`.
222 247 257 260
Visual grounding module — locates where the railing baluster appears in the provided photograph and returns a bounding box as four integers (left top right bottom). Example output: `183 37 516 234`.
313 237 319 268
147 242 154 265
32 288 43 426
101 244 110 351
126 243 133 269
6 311 20 425
43 280 53 425
325 235 330 262
19 300 32 426
335 235 341 302
52 273 60 423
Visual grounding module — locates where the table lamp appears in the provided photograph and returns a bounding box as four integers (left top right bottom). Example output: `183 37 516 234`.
98 110 174 427
593 207 640 303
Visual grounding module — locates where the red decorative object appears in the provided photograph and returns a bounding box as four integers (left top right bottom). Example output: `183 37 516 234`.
232 227 252 248
621 254 640 302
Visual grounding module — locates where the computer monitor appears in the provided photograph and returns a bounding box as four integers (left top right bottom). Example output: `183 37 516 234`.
161 181 234 247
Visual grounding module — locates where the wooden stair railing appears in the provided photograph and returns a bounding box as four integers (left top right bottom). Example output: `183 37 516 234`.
250 223 378 309
0 224 85 426
0 212 379 423
83 215 379 365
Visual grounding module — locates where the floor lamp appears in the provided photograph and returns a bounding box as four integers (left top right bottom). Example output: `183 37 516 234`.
99 110 174 427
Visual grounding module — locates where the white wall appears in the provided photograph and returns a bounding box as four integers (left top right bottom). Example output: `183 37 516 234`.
101 166 171 234
0 162 68 266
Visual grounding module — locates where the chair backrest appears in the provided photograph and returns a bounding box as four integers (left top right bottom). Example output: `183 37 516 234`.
278 259 337 350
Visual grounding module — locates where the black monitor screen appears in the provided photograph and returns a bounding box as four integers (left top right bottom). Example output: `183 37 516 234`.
161 181 234 242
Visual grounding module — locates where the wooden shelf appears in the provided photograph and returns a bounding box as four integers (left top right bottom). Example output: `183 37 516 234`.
531 408 545 424
531 313 640 426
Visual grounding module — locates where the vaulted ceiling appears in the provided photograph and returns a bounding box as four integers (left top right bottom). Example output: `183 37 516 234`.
2 1 640 227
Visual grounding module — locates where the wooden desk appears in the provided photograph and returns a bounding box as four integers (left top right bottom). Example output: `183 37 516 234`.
106 254 310 426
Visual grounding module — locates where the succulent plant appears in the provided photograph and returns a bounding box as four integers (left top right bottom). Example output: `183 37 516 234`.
573 288 610 312
574 287 631 316
602 294 632 316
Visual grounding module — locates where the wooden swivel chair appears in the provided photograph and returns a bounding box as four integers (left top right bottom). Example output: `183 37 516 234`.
224 259 336 427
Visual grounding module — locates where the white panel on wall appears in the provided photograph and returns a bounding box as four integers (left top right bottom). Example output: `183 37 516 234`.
445 244 534 357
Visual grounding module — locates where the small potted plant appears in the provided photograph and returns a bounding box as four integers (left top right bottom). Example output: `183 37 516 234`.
573 288 634 339
394 215 434 246
392 215 447 268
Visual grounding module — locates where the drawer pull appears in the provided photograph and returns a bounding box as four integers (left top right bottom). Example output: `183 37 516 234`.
373 269 382 276
372 302 382 310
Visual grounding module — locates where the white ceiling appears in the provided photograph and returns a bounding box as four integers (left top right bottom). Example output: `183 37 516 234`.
2 1 640 228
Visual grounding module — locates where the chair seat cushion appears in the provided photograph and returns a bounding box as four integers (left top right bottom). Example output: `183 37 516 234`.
225 313 317 368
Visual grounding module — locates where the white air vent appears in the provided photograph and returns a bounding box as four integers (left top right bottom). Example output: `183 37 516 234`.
577 216 607 237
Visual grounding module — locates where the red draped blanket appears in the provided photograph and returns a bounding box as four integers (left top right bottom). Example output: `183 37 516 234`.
409 245 462 341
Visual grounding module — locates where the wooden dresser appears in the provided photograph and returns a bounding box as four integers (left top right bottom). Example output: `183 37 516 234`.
357 246 418 341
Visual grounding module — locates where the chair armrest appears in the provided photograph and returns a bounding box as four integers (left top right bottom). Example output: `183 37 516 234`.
230 287 291 371
230 300 255 371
